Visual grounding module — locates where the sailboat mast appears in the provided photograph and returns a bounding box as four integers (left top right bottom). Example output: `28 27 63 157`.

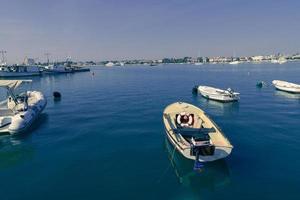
0 50 7 64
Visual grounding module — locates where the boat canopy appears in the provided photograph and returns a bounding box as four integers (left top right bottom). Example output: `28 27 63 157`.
0 80 32 89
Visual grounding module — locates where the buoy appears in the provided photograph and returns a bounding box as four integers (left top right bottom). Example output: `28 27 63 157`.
53 91 61 100
256 81 267 88
192 86 198 94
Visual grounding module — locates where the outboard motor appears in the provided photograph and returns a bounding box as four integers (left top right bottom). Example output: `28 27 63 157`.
190 138 215 170
190 137 215 157
227 88 233 93
227 88 235 97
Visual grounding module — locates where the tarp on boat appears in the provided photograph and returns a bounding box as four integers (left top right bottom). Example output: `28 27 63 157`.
0 80 32 89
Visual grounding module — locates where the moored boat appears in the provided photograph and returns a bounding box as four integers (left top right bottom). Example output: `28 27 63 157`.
163 102 233 163
271 57 287 64
42 63 73 74
0 65 41 77
229 60 240 65
0 80 47 134
105 62 114 67
194 85 240 102
272 80 300 93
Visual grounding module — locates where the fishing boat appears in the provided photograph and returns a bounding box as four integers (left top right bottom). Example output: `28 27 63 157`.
163 102 233 163
272 80 300 93
0 65 41 77
0 80 47 134
42 63 73 74
194 85 240 102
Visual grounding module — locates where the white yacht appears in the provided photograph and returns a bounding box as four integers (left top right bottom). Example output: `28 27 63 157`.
0 80 47 134
163 102 233 163
272 80 300 93
194 85 240 102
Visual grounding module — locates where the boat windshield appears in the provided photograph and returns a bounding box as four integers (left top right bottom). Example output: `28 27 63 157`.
0 81 32 101
12 83 31 97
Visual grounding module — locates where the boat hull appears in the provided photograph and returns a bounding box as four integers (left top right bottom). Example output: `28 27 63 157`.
0 71 41 77
43 69 73 74
72 68 90 72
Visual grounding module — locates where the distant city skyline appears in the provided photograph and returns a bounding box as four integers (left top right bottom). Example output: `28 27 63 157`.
1 0 299 64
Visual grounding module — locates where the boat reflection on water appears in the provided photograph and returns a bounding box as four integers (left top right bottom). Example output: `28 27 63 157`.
0 135 35 169
193 94 239 116
164 138 231 192
0 113 48 169
274 90 300 100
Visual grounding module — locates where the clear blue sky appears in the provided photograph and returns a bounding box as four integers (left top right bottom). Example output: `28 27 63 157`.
0 0 299 63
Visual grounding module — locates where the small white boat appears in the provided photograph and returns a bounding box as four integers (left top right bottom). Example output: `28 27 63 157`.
105 62 114 67
194 85 240 102
271 57 287 64
0 65 41 77
272 80 300 93
229 61 240 65
163 102 233 162
0 80 47 134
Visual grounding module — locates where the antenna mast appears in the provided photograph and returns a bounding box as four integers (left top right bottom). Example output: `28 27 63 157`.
0 50 7 65
45 53 51 65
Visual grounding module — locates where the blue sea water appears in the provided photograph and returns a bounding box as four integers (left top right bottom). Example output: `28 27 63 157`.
0 63 299 200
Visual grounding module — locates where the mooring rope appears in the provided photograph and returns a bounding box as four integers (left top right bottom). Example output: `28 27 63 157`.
156 145 177 183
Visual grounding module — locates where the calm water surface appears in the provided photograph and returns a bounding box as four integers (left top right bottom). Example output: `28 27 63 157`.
0 63 299 199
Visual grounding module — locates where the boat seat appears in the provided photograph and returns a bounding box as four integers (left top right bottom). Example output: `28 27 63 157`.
175 127 216 140
0 117 11 128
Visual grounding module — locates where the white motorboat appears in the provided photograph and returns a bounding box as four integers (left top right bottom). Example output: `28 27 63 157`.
194 62 203 66
163 102 233 163
105 62 114 67
0 65 41 77
272 80 300 93
229 61 240 65
0 80 47 134
271 57 287 64
194 85 240 102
